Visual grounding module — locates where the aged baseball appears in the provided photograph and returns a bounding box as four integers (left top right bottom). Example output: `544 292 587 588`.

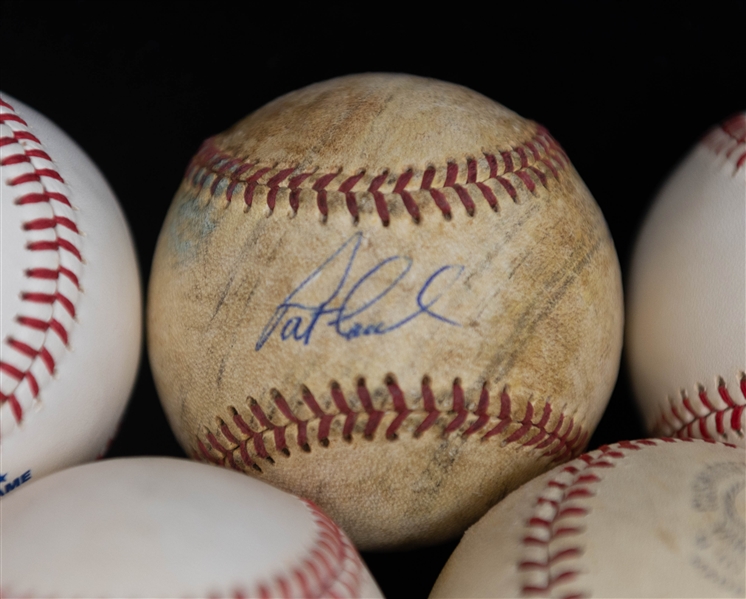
627 114 745 445
0 94 141 496
429 438 745 598
1 457 383 598
148 73 624 549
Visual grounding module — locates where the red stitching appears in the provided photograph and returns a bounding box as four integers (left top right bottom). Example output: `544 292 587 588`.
195 377 588 473
0 97 83 428
265 167 295 212
339 171 366 223
367 171 390 225
312 170 339 219
184 125 568 225
702 113 746 174
495 175 518 201
517 438 735 598
21 292 75 317
651 374 746 442
394 169 420 222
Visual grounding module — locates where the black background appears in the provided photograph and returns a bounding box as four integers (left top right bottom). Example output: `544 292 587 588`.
2 2 744 597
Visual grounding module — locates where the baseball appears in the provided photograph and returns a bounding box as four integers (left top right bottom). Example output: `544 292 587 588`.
627 114 745 445
148 73 624 549
0 94 141 495
1 457 383 598
429 438 745 598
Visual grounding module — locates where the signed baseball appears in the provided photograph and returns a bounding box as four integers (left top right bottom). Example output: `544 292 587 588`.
627 114 745 445
1 457 383 598
148 73 624 549
429 438 745 598
0 94 141 496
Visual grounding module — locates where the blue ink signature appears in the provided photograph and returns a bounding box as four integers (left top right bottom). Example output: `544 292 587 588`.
256 232 464 350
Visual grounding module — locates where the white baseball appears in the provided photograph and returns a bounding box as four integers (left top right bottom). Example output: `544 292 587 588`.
627 114 745 445
429 438 745 598
1 457 384 598
0 94 141 495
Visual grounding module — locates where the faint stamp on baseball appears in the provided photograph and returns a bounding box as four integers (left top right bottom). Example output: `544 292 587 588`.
691 462 746 596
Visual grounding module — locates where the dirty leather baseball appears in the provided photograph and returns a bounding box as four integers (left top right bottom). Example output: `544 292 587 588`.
148 73 624 549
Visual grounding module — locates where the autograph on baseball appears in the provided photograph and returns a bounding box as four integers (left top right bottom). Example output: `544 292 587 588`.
256 232 464 350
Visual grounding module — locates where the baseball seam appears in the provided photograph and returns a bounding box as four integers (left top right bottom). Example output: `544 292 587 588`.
184 126 569 225
517 437 737 599
0 97 83 433
702 113 746 173
195 377 589 474
248 499 367 599
651 373 746 442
